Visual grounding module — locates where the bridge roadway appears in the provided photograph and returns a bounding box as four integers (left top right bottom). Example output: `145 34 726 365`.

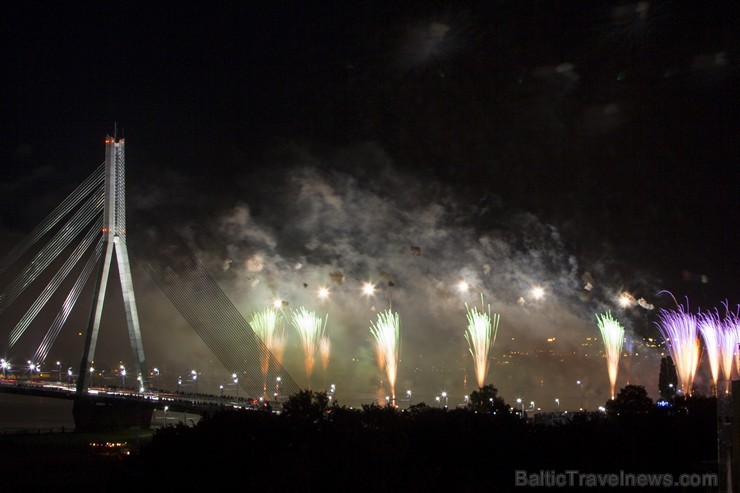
0 380 272 430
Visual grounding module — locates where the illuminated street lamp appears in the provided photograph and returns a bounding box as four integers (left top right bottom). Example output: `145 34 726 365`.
57 361 62 382
153 368 160 393
220 384 224 397
191 370 198 394
0 359 10 379
435 396 441 407
177 376 182 393
275 376 282 402
576 380 585 410
406 389 412 407
233 373 239 400
120 365 127 388
555 398 560 411
67 367 73 385
441 391 448 409
516 398 524 418
89 366 95 388
163 405 169 428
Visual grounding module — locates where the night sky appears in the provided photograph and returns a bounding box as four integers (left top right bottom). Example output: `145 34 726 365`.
1 1 738 407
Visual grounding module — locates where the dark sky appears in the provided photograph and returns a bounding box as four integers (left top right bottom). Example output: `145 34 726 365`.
0 1 738 406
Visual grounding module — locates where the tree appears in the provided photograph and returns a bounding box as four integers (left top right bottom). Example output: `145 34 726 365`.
282 389 330 419
605 384 653 417
658 356 678 401
467 384 509 413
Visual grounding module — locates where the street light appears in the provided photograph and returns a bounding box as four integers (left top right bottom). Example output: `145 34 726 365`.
275 376 282 402
191 370 198 394
67 367 73 385
57 361 62 383
177 376 182 393
120 365 127 388
0 359 10 379
89 366 95 388
233 373 239 400
153 368 160 393
441 391 448 409
220 384 224 397
576 380 585 410
555 398 560 411
516 398 524 418
435 396 441 407
406 390 412 407
163 405 169 428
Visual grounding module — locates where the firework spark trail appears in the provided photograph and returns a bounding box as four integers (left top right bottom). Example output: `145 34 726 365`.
291 307 328 383
319 335 331 370
718 320 736 381
464 296 500 389
698 311 722 390
370 309 400 402
249 308 286 377
595 312 625 400
656 307 700 396
724 306 740 377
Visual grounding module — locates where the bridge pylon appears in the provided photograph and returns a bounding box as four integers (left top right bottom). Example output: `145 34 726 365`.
76 135 147 393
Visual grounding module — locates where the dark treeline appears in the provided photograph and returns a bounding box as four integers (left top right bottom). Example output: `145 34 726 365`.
132 386 717 492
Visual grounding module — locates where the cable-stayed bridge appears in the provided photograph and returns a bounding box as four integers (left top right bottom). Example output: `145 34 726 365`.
0 134 299 430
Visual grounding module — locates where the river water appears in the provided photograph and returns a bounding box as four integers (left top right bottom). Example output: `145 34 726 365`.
0 393 75 432
0 393 201 431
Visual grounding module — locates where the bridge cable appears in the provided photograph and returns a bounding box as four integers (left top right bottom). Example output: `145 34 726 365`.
0 163 104 273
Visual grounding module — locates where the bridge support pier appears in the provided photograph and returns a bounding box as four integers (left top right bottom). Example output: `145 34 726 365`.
73 394 155 432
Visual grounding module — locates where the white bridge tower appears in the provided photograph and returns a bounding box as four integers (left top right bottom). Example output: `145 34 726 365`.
77 135 147 392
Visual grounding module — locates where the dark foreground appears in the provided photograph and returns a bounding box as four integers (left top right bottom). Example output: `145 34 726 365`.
2 394 719 492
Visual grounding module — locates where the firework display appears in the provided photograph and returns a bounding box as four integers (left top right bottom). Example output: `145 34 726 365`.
656 307 700 396
595 312 625 400
291 307 328 383
249 308 287 377
723 307 740 377
319 335 331 370
370 309 400 403
698 311 721 391
464 296 500 389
